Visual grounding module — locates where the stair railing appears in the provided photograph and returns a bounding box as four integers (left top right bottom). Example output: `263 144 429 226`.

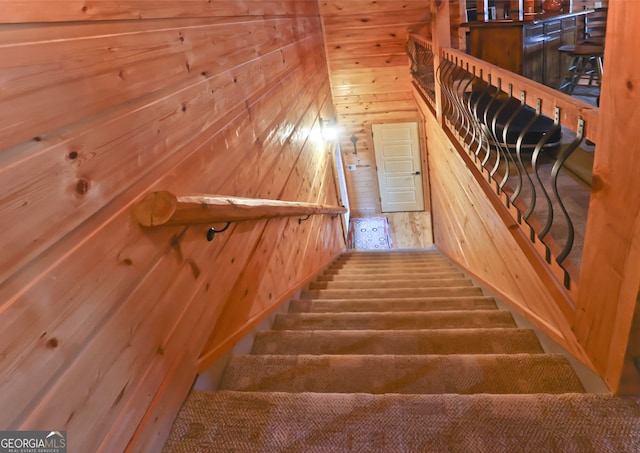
406 34 436 111
134 191 347 241
407 34 600 297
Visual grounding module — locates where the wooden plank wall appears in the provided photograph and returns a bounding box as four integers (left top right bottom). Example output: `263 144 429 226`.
0 2 346 451
318 0 431 215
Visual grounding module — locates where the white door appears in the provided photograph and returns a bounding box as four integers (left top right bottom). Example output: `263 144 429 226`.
372 122 424 212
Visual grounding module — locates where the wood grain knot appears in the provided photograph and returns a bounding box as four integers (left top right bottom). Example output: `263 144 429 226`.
76 179 90 195
47 338 59 349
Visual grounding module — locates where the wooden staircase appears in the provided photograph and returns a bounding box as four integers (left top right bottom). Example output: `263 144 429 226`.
162 250 640 452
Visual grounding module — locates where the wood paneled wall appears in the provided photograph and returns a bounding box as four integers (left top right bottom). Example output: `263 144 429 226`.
0 2 345 451
318 1 431 215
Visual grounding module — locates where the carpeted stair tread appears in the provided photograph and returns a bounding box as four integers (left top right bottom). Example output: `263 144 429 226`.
251 328 544 355
272 310 516 330
323 266 457 275
336 253 447 261
308 278 474 290
336 252 446 260
316 270 465 281
332 259 454 266
163 250 614 452
335 252 447 258
220 353 585 394
162 391 640 453
301 286 484 299
328 262 454 271
288 296 499 313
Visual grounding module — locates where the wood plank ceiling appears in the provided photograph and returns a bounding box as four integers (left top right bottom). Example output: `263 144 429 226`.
318 1 432 215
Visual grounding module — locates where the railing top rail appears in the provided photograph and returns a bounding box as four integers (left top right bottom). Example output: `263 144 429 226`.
440 47 599 142
408 33 433 49
134 191 347 227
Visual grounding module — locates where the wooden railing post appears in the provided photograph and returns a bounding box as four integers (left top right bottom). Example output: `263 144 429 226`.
573 0 640 394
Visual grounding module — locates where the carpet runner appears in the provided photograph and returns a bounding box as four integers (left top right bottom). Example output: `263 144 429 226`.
162 250 640 452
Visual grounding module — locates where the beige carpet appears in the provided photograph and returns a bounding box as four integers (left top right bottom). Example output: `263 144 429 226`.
162 250 640 452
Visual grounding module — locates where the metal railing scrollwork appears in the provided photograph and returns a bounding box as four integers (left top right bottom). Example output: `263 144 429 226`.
406 35 436 108
407 34 599 295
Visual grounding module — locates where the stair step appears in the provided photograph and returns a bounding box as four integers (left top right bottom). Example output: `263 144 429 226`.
301 286 484 299
316 270 465 281
334 257 452 265
163 392 640 452
163 249 613 453
328 262 454 271
251 328 544 355
323 265 457 275
341 250 440 256
309 278 474 290
337 252 443 260
220 353 585 394
288 296 498 313
273 310 515 330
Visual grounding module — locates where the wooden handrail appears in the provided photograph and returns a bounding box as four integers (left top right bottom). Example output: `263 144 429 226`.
134 191 347 227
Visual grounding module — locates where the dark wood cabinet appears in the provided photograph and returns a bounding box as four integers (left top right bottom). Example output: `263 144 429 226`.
468 14 579 88
522 24 545 82
523 17 576 87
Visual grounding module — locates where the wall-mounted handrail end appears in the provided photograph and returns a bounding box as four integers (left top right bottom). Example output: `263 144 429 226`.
298 215 311 224
134 190 178 227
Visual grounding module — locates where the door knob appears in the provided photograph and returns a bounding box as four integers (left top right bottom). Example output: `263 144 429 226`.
414 171 421 175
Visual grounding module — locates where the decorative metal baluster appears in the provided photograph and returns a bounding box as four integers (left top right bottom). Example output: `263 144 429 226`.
437 55 456 122
552 118 585 288
460 64 478 147
489 79 512 191
418 45 429 94
516 98 543 241
423 44 435 99
406 39 417 77
447 59 465 130
469 70 492 164
480 74 501 175
521 99 544 220
443 56 462 130
450 60 473 136
507 92 533 224
498 84 519 199
464 66 486 159
532 106 562 263
445 57 462 124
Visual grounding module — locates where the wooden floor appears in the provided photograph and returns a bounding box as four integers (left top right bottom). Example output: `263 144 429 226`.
352 211 434 249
